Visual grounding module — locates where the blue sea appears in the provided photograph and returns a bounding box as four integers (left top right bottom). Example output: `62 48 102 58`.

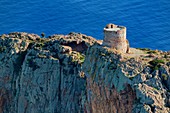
0 0 169 51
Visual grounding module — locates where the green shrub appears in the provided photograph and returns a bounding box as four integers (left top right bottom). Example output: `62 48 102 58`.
162 74 168 80
138 48 151 51
153 87 159 91
0 46 6 53
78 53 85 63
147 50 157 54
149 59 165 66
164 54 169 58
71 53 85 64
36 43 44 48
153 66 159 70
41 32 45 38
149 59 165 71
138 48 158 54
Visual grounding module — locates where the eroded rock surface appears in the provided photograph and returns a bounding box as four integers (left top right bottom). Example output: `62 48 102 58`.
83 45 170 113
0 32 95 113
0 32 170 113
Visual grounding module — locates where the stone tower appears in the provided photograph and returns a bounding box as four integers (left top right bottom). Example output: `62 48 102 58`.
103 23 129 53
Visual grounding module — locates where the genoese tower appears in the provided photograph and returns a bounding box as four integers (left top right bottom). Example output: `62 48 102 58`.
103 23 129 53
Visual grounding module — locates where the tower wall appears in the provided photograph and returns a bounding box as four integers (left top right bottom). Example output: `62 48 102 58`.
103 24 128 53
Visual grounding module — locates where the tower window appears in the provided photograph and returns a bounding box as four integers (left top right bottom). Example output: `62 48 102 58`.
111 24 113 28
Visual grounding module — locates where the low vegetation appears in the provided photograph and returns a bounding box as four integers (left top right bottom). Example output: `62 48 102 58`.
71 52 85 64
138 48 151 51
0 46 6 53
162 74 168 80
149 59 165 71
137 48 159 54
41 32 45 38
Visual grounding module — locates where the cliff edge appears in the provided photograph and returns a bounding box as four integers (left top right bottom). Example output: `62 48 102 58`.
0 32 170 113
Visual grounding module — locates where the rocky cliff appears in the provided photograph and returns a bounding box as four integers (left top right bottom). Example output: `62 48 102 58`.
0 32 170 113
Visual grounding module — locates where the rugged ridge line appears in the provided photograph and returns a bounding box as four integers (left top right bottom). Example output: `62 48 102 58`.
0 32 170 113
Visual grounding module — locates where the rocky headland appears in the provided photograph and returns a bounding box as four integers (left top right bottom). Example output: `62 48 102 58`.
0 32 170 113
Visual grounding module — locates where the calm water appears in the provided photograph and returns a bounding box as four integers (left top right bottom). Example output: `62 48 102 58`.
0 0 169 51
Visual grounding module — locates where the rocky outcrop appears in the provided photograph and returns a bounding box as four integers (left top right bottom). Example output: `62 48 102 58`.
0 32 96 113
0 32 170 113
83 45 170 113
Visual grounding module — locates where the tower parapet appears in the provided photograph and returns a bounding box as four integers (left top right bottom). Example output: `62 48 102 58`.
103 23 129 53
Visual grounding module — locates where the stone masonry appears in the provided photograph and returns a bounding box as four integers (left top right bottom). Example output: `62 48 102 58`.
103 23 129 53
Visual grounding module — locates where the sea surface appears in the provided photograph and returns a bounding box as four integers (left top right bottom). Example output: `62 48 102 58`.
0 0 169 51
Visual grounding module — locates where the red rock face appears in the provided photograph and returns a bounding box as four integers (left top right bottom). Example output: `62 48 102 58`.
0 88 10 113
85 79 136 113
